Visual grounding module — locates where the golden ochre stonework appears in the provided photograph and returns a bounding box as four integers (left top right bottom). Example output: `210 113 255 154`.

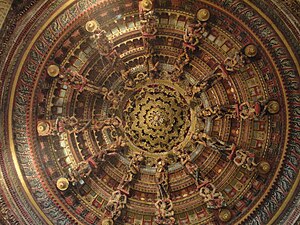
124 82 191 153
0 0 299 225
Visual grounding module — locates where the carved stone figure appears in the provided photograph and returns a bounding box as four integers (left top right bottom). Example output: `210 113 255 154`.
155 158 170 199
194 65 228 95
224 51 246 71
67 161 92 186
183 19 207 50
103 90 124 109
120 69 136 90
172 50 190 81
129 153 145 175
107 136 127 152
92 116 123 131
59 68 102 94
106 190 127 220
191 132 236 159
154 198 175 225
117 171 133 194
56 116 90 134
173 147 202 186
144 53 159 79
238 101 268 120
233 149 258 171
197 104 236 120
94 136 125 163
90 28 118 62
199 183 226 209
224 45 257 71
94 148 118 163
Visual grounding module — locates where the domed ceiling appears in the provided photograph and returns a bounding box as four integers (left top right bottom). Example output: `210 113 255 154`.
0 0 299 224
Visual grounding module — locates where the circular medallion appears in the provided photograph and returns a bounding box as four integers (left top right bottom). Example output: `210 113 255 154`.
56 177 69 191
197 9 210 22
124 83 191 153
47 65 60 77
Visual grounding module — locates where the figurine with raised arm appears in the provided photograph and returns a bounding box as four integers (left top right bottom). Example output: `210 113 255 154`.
106 190 127 221
233 149 258 171
155 158 170 199
194 65 228 96
59 68 103 94
199 183 226 209
155 198 175 225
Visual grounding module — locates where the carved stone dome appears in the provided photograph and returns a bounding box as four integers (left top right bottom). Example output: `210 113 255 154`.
0 0 299 225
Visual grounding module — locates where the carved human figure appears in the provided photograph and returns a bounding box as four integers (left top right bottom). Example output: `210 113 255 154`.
67 161 92 185
223 51 246 71
144 53 159 79
56 116 90 134
94 148 118 163
120 69 135 90
197 104 236 120
59 68 102 94
238 101 268 120
92 116 123 132
194 65 228 95
94 136 125 163
90 28 120 65
139 2 157 40
233 149 258 171
155 158 170 199
140 18 158 37
183 19 207 50
107 136 127 152
173 147 202 186
129 153 145 175
199 183 226 209
172 50 190 81
106 190 127 220
117 171 133 193
155 198 175 225
192 132 236 159
103 90 124 109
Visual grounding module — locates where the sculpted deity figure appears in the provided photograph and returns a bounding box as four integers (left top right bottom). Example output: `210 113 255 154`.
94 136 125 163
155 158 170 199
129 153 145 175
172 49 190 81
224 51 246 71
94 147 118 163
67 161 92 186
173 147 202 187
233 149 258 171
199 183 226 209
140 17 158 38
90 28 119 64
139 1 157 40
144 53 159 79
117 153 144 194
107 136 127 152
59 68 102 94
191 132 236 159
197 104 236 120
106 190 127 220
92 116 123 132
56 116 91 134
117 171 133 194
183 19 207 51
154 198 175 225
193 65 228 96
120 69 136 90
238 101 268 120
